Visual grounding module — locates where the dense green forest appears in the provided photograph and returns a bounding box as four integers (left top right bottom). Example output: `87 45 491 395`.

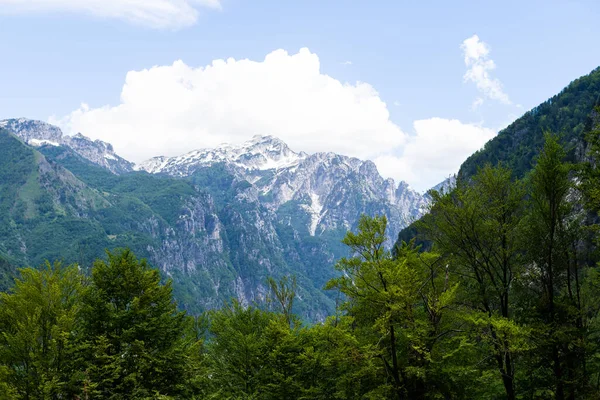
459 66 600 180
2 128 600 399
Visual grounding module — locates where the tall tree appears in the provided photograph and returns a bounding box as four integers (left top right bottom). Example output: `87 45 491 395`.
420 165 527 400
525 133 573 399
524 133 594 398
0 262 84 399
580 107 600 394
80 249 198 398
327 215 467 399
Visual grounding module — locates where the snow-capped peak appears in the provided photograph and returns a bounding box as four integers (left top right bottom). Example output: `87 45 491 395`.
137 135 307 175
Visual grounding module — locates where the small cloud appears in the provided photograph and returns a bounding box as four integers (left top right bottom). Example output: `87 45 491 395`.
461 35 511 106
341 61 352 66
471 97 484 110
393 101 401 107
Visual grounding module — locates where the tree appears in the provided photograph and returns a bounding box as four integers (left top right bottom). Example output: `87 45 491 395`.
523 133 592 398
80 249 198 398
580 107 600 394
327 215 468 399
267 275 297 328
295 316 382 400
420 165 527 400
0 262 84 399
205 300 277 399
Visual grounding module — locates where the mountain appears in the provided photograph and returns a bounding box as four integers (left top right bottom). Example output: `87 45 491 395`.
0 119 134 174
138 135 427 239
0 124 428 321
137 135 307 175
395 66 600 249
459 66 600 180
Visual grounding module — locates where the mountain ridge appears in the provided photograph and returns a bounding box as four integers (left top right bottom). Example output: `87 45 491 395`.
0 118 135 174
0 122 429 320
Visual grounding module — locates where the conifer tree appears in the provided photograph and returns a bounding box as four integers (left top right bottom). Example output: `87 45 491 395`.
80 249 197 398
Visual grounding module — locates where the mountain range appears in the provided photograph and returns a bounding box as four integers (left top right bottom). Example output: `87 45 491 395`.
2 65 599 320
0 119 429 320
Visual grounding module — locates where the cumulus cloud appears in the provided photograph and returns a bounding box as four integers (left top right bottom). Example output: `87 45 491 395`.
52 48 406 164
375 118 495 191
0 0 221 29
461 35 511 105
52 48 495 191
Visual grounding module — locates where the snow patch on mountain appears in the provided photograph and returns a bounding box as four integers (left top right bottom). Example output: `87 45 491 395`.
137 135 307 175
29 138 60 147
301 192 324 236
138 135 430 239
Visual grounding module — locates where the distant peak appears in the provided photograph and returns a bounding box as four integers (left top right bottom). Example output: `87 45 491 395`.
250 134 274 141
245 134 287 146
138 134 306 174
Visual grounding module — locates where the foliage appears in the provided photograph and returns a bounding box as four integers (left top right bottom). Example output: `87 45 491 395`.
79 249 198 398
0 262 84 398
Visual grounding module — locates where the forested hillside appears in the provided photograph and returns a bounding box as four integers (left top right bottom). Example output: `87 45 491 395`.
459 66 600 180
396 66 600 248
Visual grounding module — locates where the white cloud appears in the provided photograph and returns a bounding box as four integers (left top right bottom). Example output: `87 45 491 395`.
52 48 407 165
52 48 495 191
461 35 511 105
341 61 352 66
375 118 495 191
471 97 484 110
0 0 221 29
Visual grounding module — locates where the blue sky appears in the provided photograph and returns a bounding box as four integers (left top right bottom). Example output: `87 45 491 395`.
1 0 599 190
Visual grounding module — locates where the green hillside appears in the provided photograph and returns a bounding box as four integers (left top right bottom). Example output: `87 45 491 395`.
459 66 600 180
0 130 338 319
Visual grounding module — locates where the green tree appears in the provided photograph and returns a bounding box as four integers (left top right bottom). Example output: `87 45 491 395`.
266 275 297 328
327 215 468 399
0 262 84 399
523 133 592 398
80 249 198 399
420 165 528 400
580 107 600 393
205 300 277 399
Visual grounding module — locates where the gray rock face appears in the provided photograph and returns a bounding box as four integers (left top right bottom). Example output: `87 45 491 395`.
138 135 428 241
134 136 431 319
0 118 134 174
0 120 433 320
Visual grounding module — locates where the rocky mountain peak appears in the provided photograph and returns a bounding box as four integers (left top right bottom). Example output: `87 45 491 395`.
0 118 63 145
0 118 134 174
137 135 308 175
